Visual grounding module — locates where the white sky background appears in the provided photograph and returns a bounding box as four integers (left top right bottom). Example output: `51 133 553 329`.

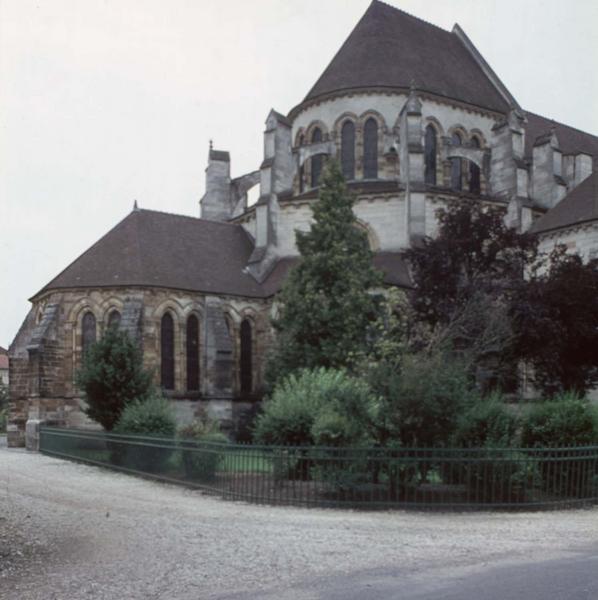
1 0 597 347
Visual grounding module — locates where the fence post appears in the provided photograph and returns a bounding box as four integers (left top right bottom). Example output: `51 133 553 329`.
25 419 46 452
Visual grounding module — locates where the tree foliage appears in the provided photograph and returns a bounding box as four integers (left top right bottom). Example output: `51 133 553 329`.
268 160 383 382
405 200 598 396
366 352 475 448
520 393 598 447
254 368 375 447
405 200 537 391
512 249 598 395
75 328 155 430
405 200 537 327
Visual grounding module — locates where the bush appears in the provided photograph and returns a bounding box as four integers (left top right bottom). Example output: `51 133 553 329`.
179 419 228 482
0 408 6 433
462 450 541 503
444 394 522 495
521 393 598 447
76 328 154 430
254 368 376 484
253 368 375 446
367 352 475 448
520 394 598 497
453 393 519 448
113 393 177 472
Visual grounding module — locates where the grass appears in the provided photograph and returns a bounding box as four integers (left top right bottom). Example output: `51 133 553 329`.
221 449 273 473
59 443 274 475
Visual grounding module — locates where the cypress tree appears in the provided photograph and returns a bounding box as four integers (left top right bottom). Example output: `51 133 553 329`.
269 160 383 382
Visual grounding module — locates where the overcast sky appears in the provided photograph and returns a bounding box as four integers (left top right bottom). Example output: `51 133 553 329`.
1 0 597 348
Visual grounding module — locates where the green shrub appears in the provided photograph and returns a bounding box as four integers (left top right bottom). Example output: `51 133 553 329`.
113 393 177 472
253 368 375 446
462 450 541 503
367 352 475 448
520 394 598 497
453 393 519 448
444 395 521 491
254 368 376 484
521 393 598 447
0 408 6 433
179 419 228 482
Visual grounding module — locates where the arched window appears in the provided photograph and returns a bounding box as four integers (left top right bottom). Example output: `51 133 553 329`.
186 314 200 392
240 319 252 395
340 120 355 180
311 127 323 188
82 312 96 355
160 313 175 390
363 118 378 179
107 310 121 330
469 137 481 194
424 125 437 185
298 134 305 193
450 132 462 191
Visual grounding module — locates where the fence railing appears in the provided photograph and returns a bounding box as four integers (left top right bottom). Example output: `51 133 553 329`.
39 426 598 510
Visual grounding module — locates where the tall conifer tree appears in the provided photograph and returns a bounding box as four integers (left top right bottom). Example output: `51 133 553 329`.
269 160 383 381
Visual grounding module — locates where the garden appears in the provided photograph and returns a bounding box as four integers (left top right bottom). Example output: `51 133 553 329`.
41 160 598 510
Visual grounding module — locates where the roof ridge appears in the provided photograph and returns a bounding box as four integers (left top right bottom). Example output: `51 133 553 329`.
372 0 451 36
525 110 598 140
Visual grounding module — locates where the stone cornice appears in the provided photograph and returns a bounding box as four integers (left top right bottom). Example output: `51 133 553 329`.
288 87 505 125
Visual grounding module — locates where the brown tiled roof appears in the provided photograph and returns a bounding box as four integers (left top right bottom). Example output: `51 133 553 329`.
302 0 509 114
35 209 413 299
524 112 598 168
531 171 598 234
260 252 412 296
36 209 266 299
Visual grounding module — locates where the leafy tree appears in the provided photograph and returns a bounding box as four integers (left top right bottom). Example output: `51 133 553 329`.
404 200 537 391
75 327 154 430
268 160 383 382
406 200 537 327
512 248 598 396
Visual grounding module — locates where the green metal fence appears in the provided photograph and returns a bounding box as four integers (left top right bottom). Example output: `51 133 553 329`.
39 426 598 510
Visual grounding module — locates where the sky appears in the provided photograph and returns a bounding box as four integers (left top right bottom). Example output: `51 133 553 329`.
1 0 597 348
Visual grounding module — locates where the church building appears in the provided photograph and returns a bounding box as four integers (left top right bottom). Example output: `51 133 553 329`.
8 1 598 446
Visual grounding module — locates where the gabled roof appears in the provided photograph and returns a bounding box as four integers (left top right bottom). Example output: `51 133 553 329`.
531 171 598 234
302 0 510 114
524 112 598 168
35 209 412 299
35 209 266 299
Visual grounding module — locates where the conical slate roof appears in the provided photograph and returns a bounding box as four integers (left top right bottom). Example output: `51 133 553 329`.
303 0 509 114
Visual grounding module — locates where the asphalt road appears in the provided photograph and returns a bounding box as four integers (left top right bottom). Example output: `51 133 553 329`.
220 551 598 599
1 447 597 600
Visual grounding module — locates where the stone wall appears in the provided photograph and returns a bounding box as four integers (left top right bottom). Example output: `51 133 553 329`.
538 222 598 262
8 286 273 446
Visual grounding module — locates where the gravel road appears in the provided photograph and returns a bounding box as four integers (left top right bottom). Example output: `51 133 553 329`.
1 448 597 600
